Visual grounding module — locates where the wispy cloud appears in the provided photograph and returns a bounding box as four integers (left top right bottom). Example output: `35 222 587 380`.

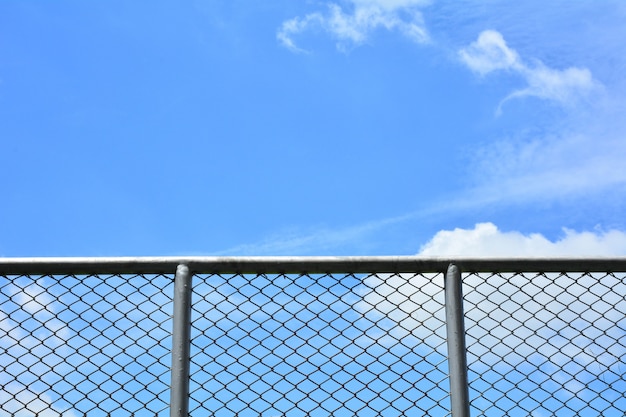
456 28 626 205
212 213 413 255
464 97 626 206
214 126 626 255
459 30 599 113
277 0 430 53
449 125 626 218
269 5 626 257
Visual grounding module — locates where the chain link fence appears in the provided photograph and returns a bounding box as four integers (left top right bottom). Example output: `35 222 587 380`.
189 272 449 416
463 271 626 416
0 272 173 416
1 258 625 416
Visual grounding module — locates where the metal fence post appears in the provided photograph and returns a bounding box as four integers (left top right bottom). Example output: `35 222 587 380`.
171 264 192 417
445 263 471 417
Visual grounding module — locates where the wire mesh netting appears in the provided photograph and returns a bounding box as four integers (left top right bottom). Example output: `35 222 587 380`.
0 273 173 417
463 271 626 416
2 262 626 417
189 272 450 416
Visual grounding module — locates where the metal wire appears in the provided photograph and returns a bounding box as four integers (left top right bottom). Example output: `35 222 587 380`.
0 273 173 416
1 258 626 416
189 272 449 416
463 271 626 416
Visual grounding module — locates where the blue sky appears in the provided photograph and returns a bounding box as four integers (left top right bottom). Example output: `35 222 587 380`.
2 3 626 415
2 0 626 256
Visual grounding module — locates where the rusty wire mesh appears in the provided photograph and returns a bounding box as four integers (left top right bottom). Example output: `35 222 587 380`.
189 272 450 416
0 273 173 416
463 271 626 416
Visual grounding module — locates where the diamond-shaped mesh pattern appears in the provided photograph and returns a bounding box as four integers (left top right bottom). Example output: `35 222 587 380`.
3 262 625 416
190 272 450 416
463 271 626 416
0 273 173 417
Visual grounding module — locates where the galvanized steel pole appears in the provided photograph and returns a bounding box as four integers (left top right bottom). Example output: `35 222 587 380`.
170 264 192 417
445 263 471 417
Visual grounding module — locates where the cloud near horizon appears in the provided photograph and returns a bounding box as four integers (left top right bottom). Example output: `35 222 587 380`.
358 222 626 400
417 222 626 257
277 0 429 52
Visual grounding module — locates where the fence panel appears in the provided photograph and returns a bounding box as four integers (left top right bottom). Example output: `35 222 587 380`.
0 273 173 417
463 271 626 416
2 258 626 416
189 272 450 416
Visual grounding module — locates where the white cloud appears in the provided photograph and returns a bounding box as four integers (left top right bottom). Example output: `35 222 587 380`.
3 280 72 347
0 383 79 417
458 30 626 205
511 65 594 105
0 310 29 350
460 30 598 111
13 281 55 316
276 16 619 211
459 30 521 75
464 119 626 207
277 1 429 53
355 223 626 403
417 222 626 257
0 281 76 416
454 27 625 221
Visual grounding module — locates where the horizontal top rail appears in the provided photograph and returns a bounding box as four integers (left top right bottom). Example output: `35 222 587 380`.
2 256 626 275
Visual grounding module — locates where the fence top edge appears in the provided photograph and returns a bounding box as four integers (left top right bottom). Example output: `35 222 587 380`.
2 256 626 275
